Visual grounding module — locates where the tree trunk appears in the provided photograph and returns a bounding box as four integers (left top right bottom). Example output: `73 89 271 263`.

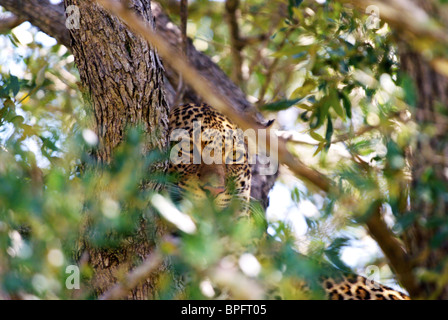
0 0 278 209
64 0 170 298
397 0 448 299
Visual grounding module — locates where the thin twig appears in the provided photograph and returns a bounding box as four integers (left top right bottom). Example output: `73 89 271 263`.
180 0 188 56
225 0 244 87
173 0 188 106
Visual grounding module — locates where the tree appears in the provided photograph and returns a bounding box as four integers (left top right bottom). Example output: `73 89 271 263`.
0 0 278 299
64 0 172 298
0 0 448 300
396 0 448 299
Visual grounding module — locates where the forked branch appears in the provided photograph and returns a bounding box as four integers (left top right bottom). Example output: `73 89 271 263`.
96 0 332 194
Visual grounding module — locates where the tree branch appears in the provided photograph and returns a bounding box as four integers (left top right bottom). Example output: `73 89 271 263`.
225 0 244 87
0 0 279 206
0 0 256 116
0 14 24 33
365 204 421 297
97 0 333 194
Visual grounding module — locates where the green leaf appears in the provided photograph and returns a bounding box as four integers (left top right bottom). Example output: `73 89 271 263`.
260 98 303 111
271 45 310 59
288 0 303 17
9 75 20 97
11 115 24 125
350 140 373 156
291 187 301 203
330 90 344 119
8 33 20 47
399 74 417 108
310 130 325 142
313 143 325 156
310 94 331 129
40 136 60 152
394 212 417 232
340 91 352 119
325 115 333 150
291 78 317 98
430 229 448 248
325 237 351 273
289 0 303 6
254 70 265 86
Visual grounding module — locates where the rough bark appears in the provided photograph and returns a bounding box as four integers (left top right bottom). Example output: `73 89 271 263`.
397 0 448 300
64 0 170 298
0 0 277 208
65 0 169 162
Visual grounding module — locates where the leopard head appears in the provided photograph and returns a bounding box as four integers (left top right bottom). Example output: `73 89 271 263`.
168 103 251 213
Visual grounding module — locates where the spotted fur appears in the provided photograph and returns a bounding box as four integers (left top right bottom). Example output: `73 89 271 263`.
167 103 410 300
168 103 251 212
322 275 410 300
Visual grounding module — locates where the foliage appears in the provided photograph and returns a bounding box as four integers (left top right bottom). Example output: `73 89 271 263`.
1 0 447 299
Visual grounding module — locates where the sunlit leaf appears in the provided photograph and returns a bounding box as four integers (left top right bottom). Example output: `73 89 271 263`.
260 98 304 111
310 130 325 142
313 142 325 156
329 89 344 119
291 78 317 98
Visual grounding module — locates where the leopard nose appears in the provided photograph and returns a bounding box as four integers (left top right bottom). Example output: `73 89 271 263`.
203 184 226 197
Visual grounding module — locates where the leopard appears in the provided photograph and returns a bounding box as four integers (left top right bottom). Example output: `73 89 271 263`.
320 274 410 300
167 103 251 213
167 103 410 300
